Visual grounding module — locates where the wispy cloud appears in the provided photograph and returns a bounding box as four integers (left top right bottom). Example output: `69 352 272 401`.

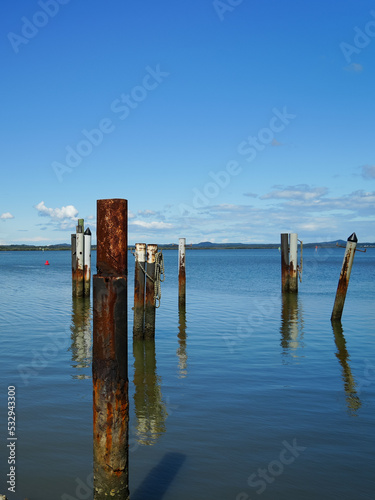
0 212 15 220
361 165 375 179
344 63 363 72
261 185 328 202
131 220 173 230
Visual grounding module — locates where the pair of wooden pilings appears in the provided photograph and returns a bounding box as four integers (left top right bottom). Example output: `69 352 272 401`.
133 243 158 339
71 219 92 297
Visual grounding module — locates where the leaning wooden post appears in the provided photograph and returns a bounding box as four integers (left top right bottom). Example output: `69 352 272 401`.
281 233 290 293
178 238 186 309
71 234 77 296
144 244 158 339
84 228 92 297
133 243 146 339
289 233 298 293
75 224 85 297
92 199 129 500
331 233 358 322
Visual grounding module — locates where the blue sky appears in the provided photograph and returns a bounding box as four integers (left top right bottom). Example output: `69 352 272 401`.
1 0 375 245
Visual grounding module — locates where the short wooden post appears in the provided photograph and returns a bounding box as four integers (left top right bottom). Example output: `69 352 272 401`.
84 228 91 297
281 233 290 293
289 233 298 293
75 224 84 297
133 243 146 339
71 234 77 296
331 233 358 322
178 238 186 309
92 199 129 500
144 244 158 339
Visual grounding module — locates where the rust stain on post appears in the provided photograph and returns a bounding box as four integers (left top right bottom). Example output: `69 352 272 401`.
133 243 146 339
178 238 186 309
144 244 157 339
331 233 358 322
281 233 290 293
93 198 129 500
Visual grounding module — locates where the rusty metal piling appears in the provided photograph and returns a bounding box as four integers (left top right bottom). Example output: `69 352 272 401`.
281 233 298 293
331 233 358 322
92 199 129 500
133 243 146 339
144 244 158 339
178 238 186 309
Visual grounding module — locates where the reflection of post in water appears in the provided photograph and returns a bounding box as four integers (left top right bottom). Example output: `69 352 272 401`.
177 307 188 379
133 340 167 445
70 296 92 379
280 294 304 359
332 321 361 414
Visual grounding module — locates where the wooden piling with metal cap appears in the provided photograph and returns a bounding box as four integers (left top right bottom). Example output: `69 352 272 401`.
178 238 186 309
71 234 77 296
144 244 158 339
331 232 358 322
289 233 298 293
281 233 290 293
133 243 146 339
92 199 129 500
84 228 92 297
75 224 85 297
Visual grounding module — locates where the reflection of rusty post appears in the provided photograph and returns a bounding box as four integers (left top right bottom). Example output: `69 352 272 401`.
84 228 92 297
133 243 146 339
331 233 358 322
71 234 77 296
178 238 186 309
144 244 158 339
281 233 289 293
289 233 298 293
75 224 85 297
93 199 129 500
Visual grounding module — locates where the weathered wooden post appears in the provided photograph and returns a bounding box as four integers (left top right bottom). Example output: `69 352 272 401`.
75 223 85 297
84 228 92 297
144 244 158 339
289 233 298 293
178 238 186 309
331 233 358 322
92 199 129 500
71 234 77 296
133 243 146 339
281 233 290 293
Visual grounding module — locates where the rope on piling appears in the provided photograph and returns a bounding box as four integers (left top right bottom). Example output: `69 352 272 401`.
136 251 165 308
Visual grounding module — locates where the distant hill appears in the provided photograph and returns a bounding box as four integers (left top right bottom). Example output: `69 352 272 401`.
1 240 374 251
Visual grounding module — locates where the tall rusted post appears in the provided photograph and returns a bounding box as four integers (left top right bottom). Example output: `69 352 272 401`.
331 233 358 322
144 244 158 339
289 233 298 293
92 199 129 500
84 228 92 297
133 243 146 339
281 233 289 293
75 224 85 297
178 238 186 309
71 234 77 296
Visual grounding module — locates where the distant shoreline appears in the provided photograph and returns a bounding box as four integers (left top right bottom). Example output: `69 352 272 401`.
1 242 373 251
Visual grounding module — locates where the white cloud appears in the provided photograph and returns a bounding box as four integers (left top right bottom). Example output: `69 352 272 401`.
0 212 14 220
261 185 328 201
131 220 173 230
35 201 78 220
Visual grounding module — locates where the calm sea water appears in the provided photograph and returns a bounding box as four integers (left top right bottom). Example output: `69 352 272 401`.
0 248 374 500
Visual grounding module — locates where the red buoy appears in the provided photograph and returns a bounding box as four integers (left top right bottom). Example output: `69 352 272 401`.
45 260 50 265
